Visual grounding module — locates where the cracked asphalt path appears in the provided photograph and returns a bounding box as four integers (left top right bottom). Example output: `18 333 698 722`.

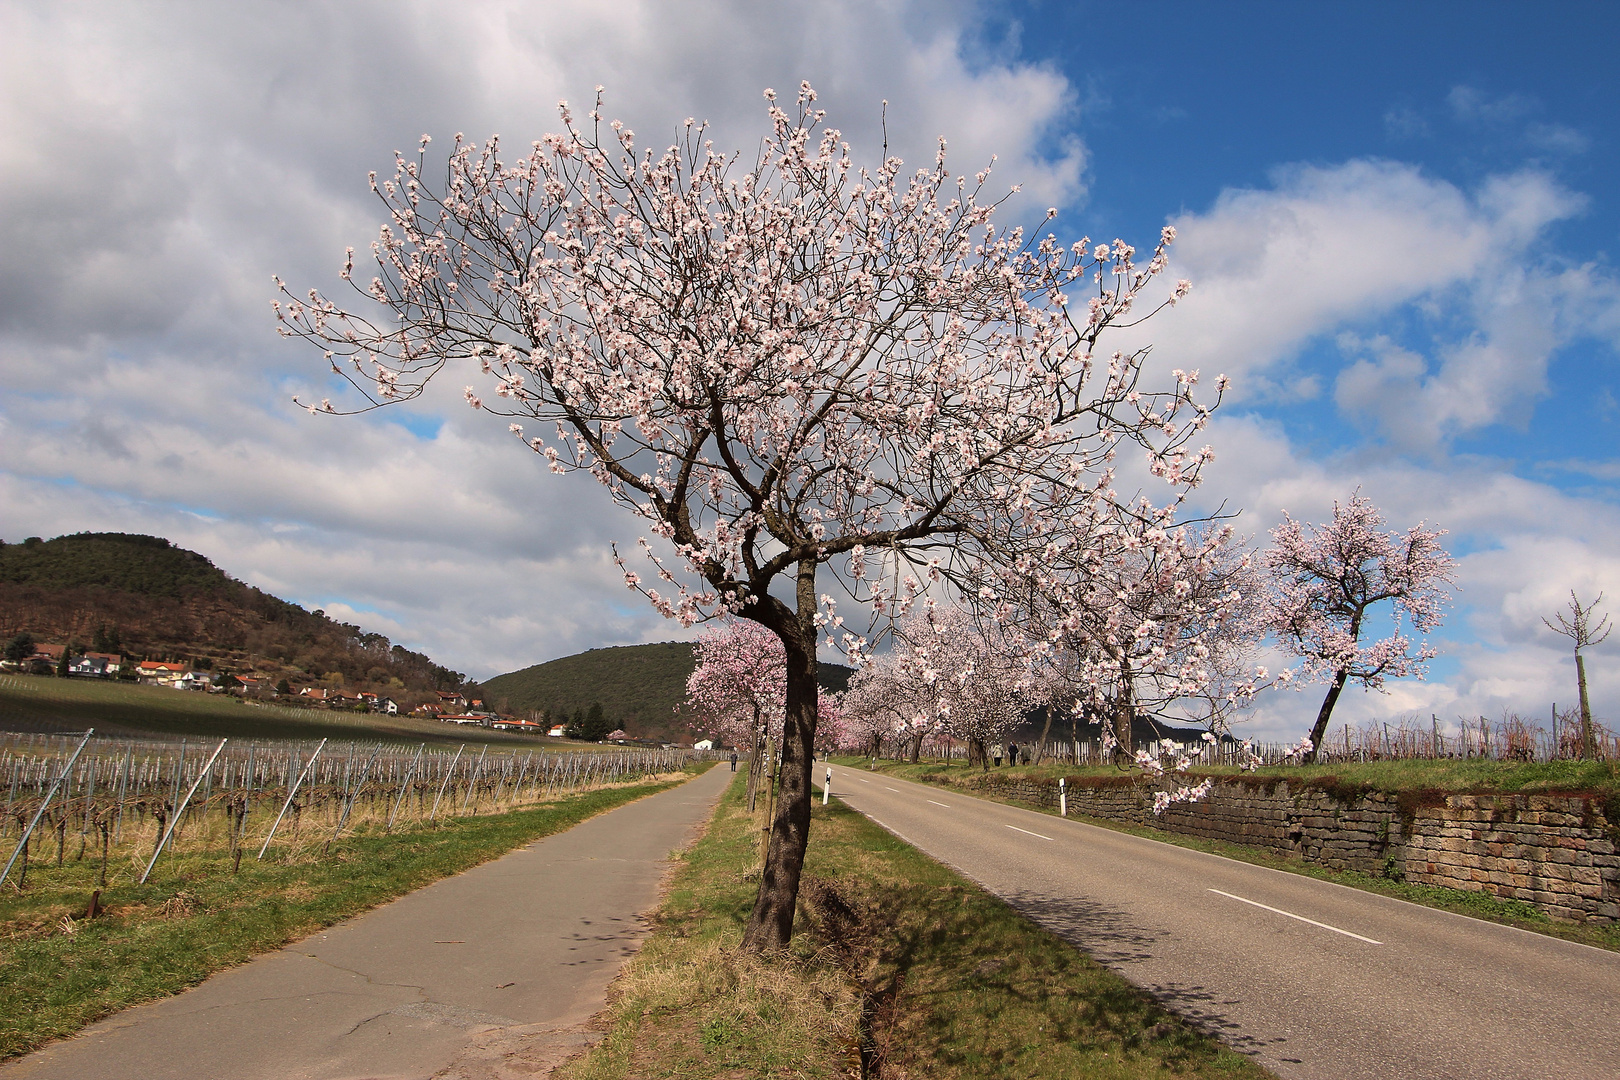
2 763 731 1080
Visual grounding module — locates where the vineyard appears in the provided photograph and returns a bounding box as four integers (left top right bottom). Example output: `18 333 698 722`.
0 729 700 893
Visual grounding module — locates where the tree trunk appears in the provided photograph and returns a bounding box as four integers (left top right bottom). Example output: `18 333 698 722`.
968 737 989 771
740 561 819 953
745 705 764 812
1307 667 1350 764
1112 680 1135 762
1576 652 1596 760
908 731 923 764
1033 705 1054 766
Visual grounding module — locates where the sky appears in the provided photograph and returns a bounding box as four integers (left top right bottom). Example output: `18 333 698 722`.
2 0 1616 740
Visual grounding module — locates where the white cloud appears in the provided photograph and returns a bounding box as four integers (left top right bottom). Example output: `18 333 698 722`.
0 1 1088 679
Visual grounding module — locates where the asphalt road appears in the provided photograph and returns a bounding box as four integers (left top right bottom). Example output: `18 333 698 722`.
2 764 732 1080
817 764 1620 1080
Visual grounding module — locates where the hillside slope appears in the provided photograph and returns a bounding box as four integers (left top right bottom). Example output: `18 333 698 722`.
0 533 471 705
483 642 854 742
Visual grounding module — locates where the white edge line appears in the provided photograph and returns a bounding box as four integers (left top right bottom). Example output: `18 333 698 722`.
926 800 952 808
1209 888 1383 945
1005 824 1055 841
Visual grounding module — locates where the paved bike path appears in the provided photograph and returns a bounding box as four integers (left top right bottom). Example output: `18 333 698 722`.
3 764 732 1080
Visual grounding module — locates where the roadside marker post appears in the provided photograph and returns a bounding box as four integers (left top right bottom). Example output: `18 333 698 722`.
1059 777 1067 817
823 767 830 805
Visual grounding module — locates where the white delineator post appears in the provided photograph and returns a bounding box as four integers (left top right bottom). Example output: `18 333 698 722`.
1059 777 1067 818
823 767 831 806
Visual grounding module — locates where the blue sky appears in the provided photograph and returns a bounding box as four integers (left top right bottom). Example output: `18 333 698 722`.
0 1 1614 739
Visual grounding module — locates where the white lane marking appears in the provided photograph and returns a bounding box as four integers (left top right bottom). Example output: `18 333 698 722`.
927 800 952 808
858 778 871 783
1005 824 1054 841
1208 888 1383 945
885 786 900 792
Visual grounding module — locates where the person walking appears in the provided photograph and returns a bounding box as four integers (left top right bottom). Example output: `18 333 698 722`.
729 750 738 772
1008 742 1020 767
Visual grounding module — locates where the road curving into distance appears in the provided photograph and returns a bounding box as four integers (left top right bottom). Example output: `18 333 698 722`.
816 764 1620 1080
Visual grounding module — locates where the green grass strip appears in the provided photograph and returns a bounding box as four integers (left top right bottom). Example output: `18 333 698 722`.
0 766 707 1060
560 773 1273 1080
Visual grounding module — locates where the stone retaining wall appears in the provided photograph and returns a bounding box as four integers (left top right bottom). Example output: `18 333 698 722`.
918 771 1620 924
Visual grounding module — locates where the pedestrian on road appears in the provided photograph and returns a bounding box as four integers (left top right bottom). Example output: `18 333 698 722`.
730 751 738 772
1008 742 1020 766
993 745 1003 767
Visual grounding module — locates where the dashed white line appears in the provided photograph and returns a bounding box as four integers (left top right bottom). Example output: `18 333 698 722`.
885 786 900 792
857 778 871 783
926 800 951 808
1208 888 1383 945
1005 824 1054 841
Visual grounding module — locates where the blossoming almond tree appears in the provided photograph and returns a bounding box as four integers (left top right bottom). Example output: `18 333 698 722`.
1264 492 1455 763
841 649 935 760
908 606 1037 769
274 84 1219 951
682 619 784 809
999 499 1269 758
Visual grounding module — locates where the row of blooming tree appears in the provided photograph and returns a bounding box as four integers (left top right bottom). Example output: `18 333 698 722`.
278 83 1468 949
277 84 1221 949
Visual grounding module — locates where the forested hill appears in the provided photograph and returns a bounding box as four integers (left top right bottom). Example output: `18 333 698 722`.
483 642 854 742
0 532 471 703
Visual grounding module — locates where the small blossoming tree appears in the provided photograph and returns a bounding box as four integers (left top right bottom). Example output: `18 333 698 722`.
275 84 1219 950
1264 491 1455 763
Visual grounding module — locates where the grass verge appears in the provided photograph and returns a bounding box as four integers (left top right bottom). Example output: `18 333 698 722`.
557 772 1273 1080
846 757 1620 954
0 764 709 1060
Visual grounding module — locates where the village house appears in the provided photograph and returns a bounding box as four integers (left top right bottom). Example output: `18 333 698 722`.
489 716 542 733
438 713 485 726
67 652 123 678
136 660 189 685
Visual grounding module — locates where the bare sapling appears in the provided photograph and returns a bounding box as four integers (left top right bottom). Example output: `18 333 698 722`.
1544 592 1612 760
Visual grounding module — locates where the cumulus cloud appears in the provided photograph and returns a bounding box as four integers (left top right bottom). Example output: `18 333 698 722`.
0 0 1088 678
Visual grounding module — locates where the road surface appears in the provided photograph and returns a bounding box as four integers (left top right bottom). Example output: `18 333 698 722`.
818 763 1620 1080
2 763 732 1080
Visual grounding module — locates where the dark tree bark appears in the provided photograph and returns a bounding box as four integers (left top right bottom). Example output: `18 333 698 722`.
1307 667 1350 764
1033 705 1055 766
739 562 820 953
1576 653 1596 760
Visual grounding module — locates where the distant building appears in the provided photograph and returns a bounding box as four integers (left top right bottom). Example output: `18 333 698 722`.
67 653 122 678
693 739 714 751
136 660 189 685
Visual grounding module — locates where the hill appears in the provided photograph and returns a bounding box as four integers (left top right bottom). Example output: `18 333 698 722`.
482 641 854 742
0 532 472 707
